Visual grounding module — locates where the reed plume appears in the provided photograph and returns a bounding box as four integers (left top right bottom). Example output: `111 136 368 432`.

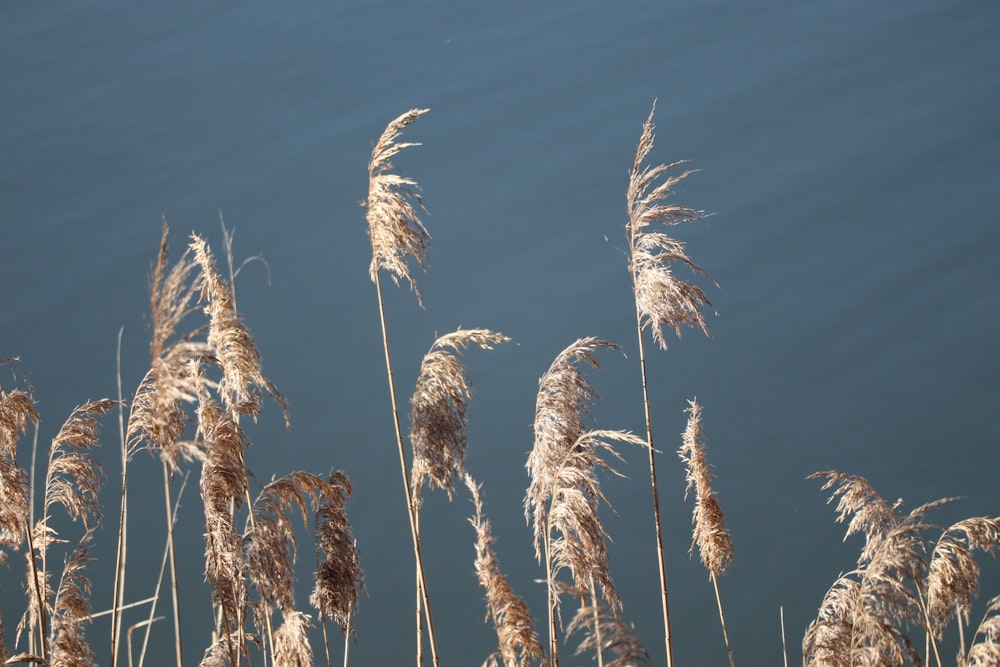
464 474 544 667
362 107 438 666
803 471 1000 667
623 101 714 667
678 399 735 667
365 108 431 306
0 382 36 555
310 471 364 641
190 233 289 426
196 393 250 664
926 517 1000 641
567 598 652 667
49 532 97 667
964 595 1000 665
525 337 646 666
272 610 314 667
410 328 512 505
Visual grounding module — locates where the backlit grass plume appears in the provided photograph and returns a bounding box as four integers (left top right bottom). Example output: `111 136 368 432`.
567 599 652 667
525 337 646 666
410 328 512 505
364 107 431 306
626 101 712 350
190 233 288 426
310 471 364 654
622 101 715 667
0 380 37 556
465 474 544 667
804 471 1000 667
362 108 439 666
678 399 735 667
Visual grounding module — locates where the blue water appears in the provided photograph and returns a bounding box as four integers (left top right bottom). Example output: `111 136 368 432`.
3 2 999 665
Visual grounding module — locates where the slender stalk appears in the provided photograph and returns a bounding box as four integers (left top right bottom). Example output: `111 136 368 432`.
634 308 673 667
112 326 128 667
416 517 424 667
590 574 604 667
543 516 559 667
779 606 787 667
27 423 42 659
140 473 189 667
710 573 735 667
24 516 49 662
373 272 439 667
161 460 184 667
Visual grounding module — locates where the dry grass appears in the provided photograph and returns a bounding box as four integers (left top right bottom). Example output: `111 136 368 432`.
804 471 1000 667
2 107 996 667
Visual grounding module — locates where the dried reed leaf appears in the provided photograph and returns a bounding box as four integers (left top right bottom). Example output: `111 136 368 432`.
190 234 289 426
272 610 313 667
627 101 713 349
310 471 364 637
410 328 512 505
678 399 733 576
465 474 544 667
567 600 652 667
364 108 431 305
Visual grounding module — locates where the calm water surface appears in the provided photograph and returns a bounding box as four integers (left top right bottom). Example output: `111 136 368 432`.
2 2 999 665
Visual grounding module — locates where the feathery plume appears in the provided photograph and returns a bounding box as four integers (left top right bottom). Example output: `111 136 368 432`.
126 222 213 470
525 337 619 559
567 600 653 667
197 394 250 647
804 471 962 666
364 108 431 305
49 531 97 667
310 471 365 638
272 610 313 667
0 385 36 552
410 328 512 505
42 399 115 533
678 399 733 576
190 233 289 426
626 101 713 349
525 338 645 665
465 474 544 667
965 595 1000 666
926 516 1000 638
245 471 334 615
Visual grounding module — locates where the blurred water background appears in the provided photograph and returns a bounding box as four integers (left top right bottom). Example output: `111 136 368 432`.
2 2 999 665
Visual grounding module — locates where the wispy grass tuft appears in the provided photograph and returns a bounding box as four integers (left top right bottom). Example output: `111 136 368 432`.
465 474 544 667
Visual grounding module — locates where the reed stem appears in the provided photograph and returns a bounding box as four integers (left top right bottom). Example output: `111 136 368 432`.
374 271 439 667
634 307 674 667
112 326 128 667
161 460 184 667
711 573 735 667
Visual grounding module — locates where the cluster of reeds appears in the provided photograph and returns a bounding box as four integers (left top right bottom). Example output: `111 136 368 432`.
2 105 997 667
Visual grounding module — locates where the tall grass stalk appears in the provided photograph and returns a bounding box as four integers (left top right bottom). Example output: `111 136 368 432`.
624 101 714 667
363 108 438 666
